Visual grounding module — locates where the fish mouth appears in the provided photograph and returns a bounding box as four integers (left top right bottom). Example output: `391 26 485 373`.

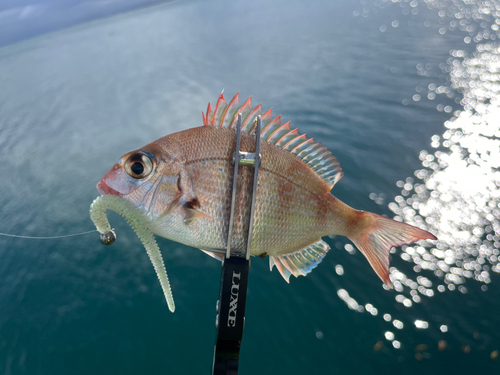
97 180 121 196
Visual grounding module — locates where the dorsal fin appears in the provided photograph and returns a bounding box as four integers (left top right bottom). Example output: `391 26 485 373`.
202 93 343 189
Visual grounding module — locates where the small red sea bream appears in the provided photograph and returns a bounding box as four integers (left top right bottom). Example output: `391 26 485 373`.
93 93 436 309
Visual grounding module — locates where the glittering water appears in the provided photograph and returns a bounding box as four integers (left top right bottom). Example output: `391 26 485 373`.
334 0 500 368
1 0 499 374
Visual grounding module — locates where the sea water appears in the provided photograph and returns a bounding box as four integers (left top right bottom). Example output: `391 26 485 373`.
0 0 499 374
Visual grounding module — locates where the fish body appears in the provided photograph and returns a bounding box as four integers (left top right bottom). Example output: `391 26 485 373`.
97 93 436 285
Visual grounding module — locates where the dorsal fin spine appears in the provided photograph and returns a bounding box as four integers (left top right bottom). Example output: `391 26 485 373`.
297 143 323 160
204 93 343 188
315 168 336 179
292 138 315 155
242 103 262 132
313 158 338 173
308 149 332 166
276 128 299 148
261 108 273 123
261 115 282 135
284 133 307 151
309 147 330 162
246 121 258 135
267 121 291 143
230 97 252 129
220 92 240 128
204 103 213 126
212 93 227 127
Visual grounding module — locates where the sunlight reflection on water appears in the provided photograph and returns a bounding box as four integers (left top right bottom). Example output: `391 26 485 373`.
384 41 500 336
337 0 500 358
390 40 500 288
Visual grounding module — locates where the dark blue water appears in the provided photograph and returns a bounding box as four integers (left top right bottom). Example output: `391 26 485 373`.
1 0 499 374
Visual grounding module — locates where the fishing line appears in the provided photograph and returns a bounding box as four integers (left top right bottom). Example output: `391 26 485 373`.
0 229 98 240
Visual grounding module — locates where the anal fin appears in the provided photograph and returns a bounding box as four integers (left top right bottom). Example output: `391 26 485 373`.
269 240 330 283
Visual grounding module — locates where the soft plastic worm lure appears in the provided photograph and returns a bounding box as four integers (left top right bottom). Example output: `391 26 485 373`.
89 195 175 312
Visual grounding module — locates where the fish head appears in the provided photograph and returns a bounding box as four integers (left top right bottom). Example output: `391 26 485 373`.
97 138 183 219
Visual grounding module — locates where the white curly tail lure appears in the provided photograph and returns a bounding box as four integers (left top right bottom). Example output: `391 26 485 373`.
89 195 175 312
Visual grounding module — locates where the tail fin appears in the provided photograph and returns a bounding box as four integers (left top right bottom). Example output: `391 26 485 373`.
349 213 436 287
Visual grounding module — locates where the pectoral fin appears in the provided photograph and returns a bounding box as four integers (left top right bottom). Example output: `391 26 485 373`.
183 200 213 224
175 170 213 224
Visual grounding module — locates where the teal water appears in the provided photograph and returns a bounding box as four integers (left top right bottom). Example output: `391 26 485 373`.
1 0 499 374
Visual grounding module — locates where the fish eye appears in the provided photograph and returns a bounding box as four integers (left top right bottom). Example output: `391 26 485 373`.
125 153 154 179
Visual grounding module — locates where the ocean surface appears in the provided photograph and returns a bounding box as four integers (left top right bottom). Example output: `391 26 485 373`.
1 0 499 374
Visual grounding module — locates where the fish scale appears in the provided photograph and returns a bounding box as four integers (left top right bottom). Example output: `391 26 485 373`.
96 93 436 285
168 126 334 256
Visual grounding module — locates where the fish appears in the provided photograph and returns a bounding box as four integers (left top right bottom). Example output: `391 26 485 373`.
96 92 436 287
